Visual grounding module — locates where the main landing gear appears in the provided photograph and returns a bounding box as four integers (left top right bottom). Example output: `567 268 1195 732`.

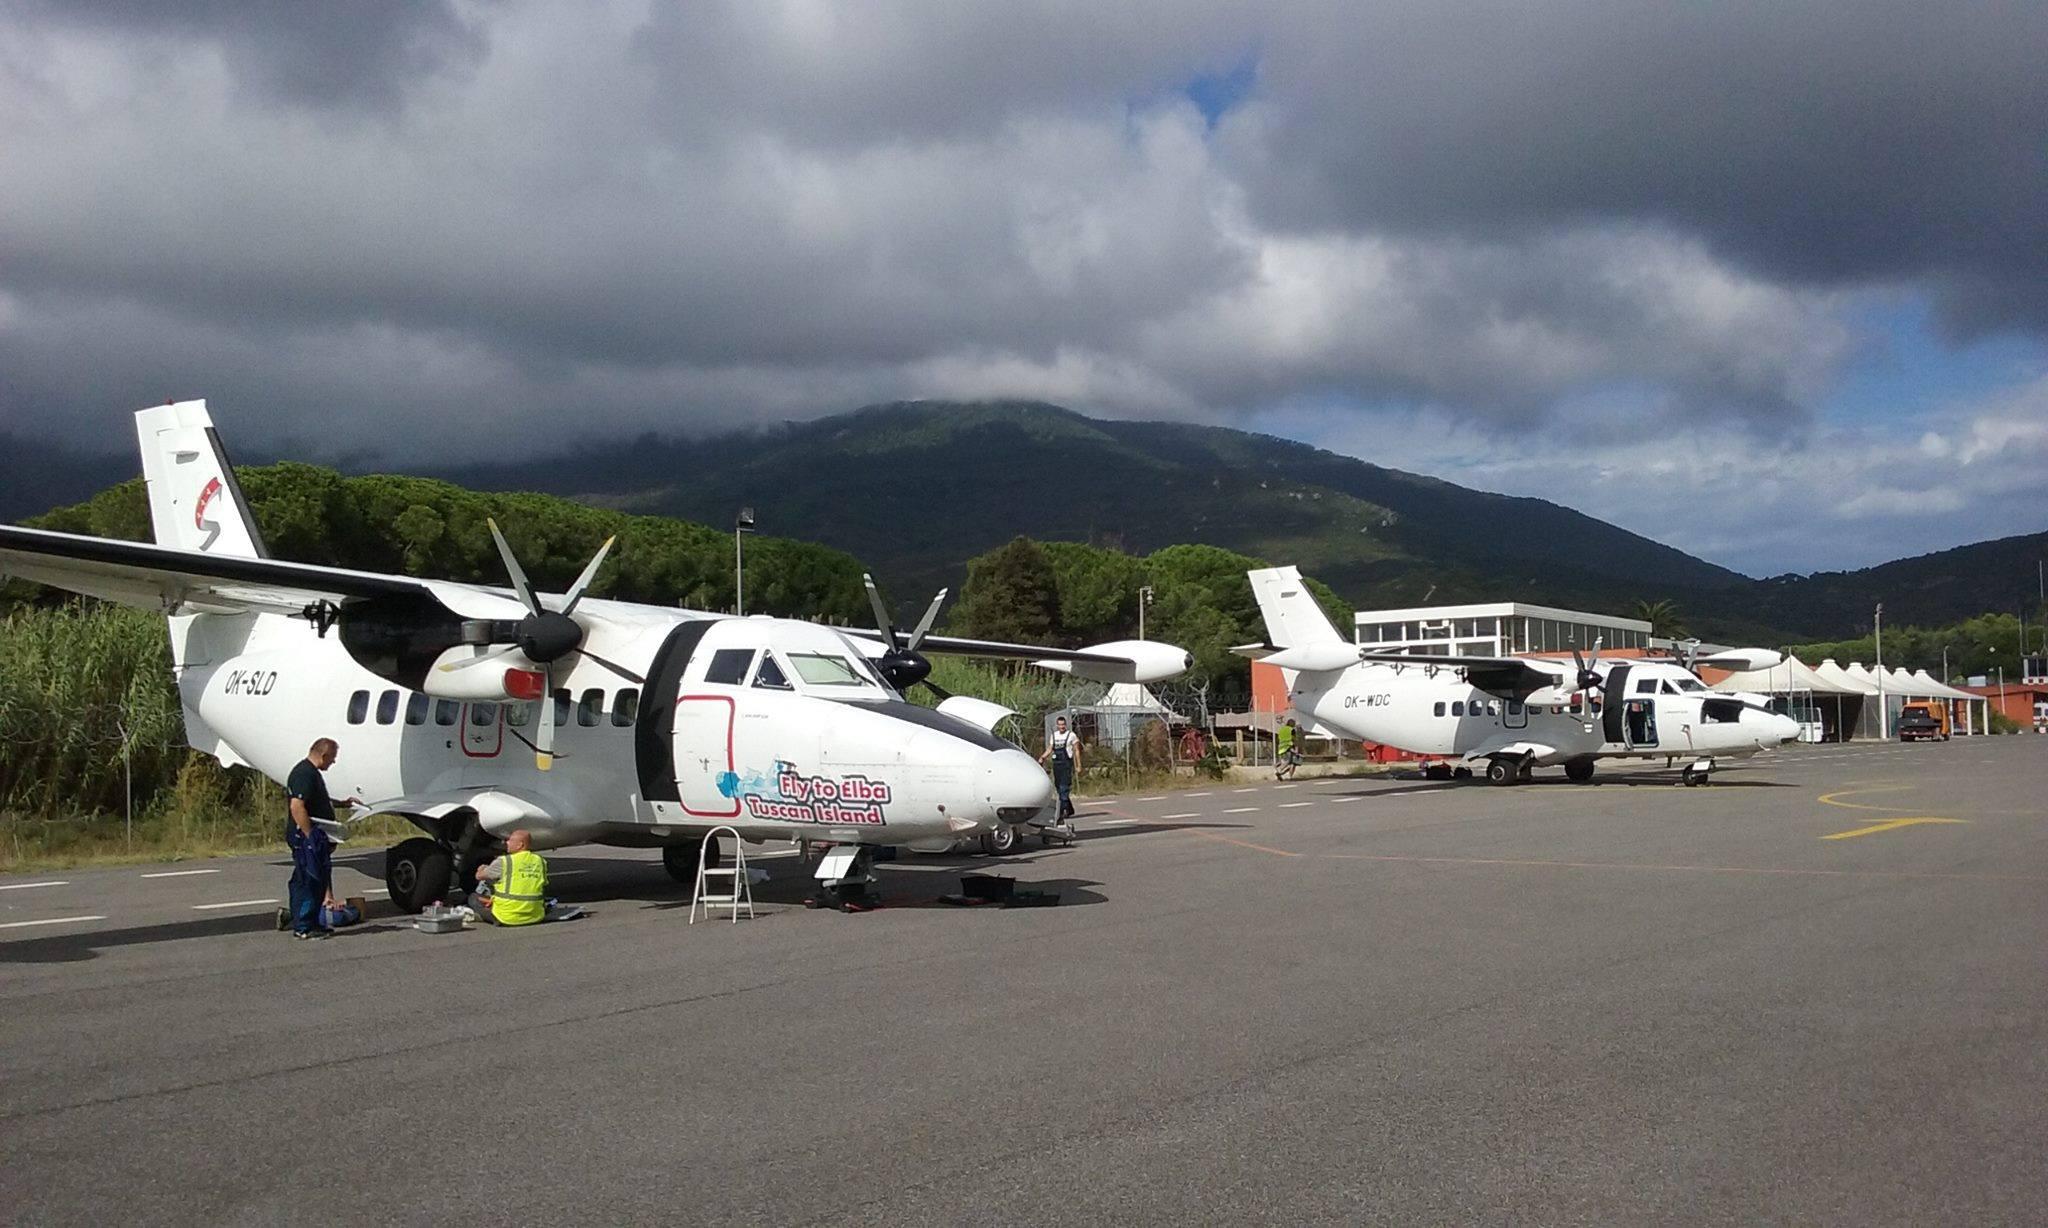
1678 758 1716 787
662 839 719 883
1484 756 1531 786
1564 758 1596 784
385 838 454 913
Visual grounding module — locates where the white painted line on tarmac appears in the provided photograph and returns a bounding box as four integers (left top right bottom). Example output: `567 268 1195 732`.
748 850 803 858
1279 801 1316 809
1137 795 1168 801
1273 783 1298 789
1162 812 1200 819
141 868 220 879
551 870 589 877
1233 788 1258 794
1185 792 1213 797
192 898 278 911
0 881 68 891
0 915 106 929
1223 806 1260 814
1097 819 1141 827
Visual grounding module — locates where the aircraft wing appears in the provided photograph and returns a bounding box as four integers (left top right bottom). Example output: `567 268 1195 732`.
844 629 1190 683
1357 650 1571 702
0 525 526 619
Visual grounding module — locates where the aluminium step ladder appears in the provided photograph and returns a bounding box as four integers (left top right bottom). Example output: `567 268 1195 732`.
689 825 755 924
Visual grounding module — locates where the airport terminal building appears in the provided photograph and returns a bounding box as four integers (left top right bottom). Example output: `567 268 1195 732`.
1353 601 1653 658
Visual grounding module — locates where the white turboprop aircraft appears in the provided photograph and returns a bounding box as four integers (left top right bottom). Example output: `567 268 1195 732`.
1241 566 1799 785
0 402 1190 909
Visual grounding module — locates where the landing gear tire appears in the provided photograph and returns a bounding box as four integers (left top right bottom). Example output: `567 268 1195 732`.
386 837 453 914
663 840 715 883
980 823 1027 856
1680 768 1704 787
1486 758 1518 786
1564 759 1596 784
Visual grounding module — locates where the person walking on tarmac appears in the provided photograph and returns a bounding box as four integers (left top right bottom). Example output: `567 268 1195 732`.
472 829 550 926
283 738 360 940
1039 715 1082 831
1276 717 1302 780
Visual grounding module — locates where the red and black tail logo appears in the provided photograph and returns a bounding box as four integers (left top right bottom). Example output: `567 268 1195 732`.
193 477 224 552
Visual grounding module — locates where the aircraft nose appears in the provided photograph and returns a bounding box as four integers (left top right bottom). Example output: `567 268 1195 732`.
1767 712 1800 744
985 747 1053 823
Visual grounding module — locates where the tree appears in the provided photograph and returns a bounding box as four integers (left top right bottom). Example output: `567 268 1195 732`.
952 536 1061 643
1632 598 1688 639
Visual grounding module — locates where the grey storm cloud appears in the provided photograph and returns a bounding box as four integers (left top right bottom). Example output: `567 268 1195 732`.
1229 0 2048 332
0 0 2041 473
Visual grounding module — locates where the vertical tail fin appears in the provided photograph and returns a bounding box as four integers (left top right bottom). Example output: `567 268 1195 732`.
135 400 268 558
1247 566 1344 648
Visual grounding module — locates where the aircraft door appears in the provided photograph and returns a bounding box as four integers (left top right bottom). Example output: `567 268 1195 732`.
1601 666 1630 743
1623 698 1658 748
672 695 741 817
1504 698 1529 729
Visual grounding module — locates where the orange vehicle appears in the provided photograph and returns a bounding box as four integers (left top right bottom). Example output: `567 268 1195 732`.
1896 701 1950 741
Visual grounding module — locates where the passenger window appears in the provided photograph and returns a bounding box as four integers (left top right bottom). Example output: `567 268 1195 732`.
577 689 603 727
1451 701 1465 716
552 689 571 726
405 692 429 725
347 690 370 724
376 689 400 725
754 654 792 690
1433 701 1446 717
435 699 460 726
704 649 755 685
612 688 639 726
470 702 498 726
1486 701 1499 716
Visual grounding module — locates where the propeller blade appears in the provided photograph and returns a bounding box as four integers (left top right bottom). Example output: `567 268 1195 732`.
436 645 522 674
905 587 948 651
534 669 556 771
570 646 646 686
487 518 541 617
862 572 900 650
920 677 954 703
560 535 616 617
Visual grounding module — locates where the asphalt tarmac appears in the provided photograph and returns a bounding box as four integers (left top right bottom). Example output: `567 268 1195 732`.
4 737 2044 1225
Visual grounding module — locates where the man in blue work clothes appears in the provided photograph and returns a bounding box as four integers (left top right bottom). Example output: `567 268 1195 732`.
1038 715 1082 836
284 738 359 940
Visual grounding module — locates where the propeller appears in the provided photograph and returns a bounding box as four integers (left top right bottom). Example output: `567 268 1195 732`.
438 520 635 770
862 572 951 699
1570 636 1606 712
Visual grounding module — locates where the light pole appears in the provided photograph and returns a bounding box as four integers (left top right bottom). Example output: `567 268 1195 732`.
1941 644 1949 684
1138 585 1154 640
1874 602 1886 739
734 506 755 615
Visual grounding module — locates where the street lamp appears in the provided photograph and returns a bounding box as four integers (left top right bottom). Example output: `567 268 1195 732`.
734 506 755 615
1138 585 1154 640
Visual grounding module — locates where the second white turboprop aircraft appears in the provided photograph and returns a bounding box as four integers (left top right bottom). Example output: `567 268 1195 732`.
1241 566 1799 785
0 402 1190 910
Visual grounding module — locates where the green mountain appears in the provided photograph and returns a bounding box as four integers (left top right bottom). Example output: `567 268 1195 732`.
447 400 1777 632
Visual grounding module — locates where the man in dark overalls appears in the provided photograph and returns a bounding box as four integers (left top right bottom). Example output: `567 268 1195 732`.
283 738 348 940
1038 715 1082 831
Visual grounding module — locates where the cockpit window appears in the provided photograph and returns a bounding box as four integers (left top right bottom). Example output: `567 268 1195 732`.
753 654 792 690
704 649 755 685
1675 678 1705 692
1635 679 1657 694
1661 680 1683 695
788 654 869 687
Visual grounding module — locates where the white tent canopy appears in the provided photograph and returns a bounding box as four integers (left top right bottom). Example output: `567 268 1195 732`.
1813 659 1880 695
1908 669 1977 701
1097 683 1172 712
1710 656 1859 695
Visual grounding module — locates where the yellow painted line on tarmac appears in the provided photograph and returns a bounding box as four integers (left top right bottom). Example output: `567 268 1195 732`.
1816 785 1919 813
1820 817 1968 841
1183 829 1306 858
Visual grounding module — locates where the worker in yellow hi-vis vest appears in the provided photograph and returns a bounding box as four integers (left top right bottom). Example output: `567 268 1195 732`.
472 829 549 926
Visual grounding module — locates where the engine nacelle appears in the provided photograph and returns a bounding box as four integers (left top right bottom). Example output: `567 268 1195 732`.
1034 639 1193 684
1695 648 1785 673
420 647 546 702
